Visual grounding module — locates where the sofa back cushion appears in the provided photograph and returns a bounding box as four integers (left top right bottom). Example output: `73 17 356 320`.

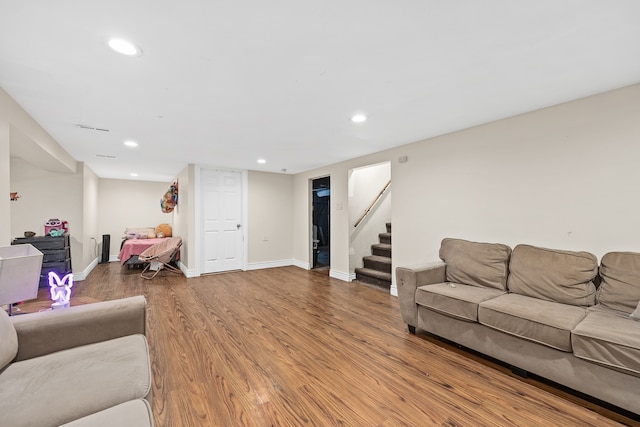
597 252 640 315
507 244 597 306
0 309 18 370
439 238 512 290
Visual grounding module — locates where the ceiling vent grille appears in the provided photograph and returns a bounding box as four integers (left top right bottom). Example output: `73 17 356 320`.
76 124 110 132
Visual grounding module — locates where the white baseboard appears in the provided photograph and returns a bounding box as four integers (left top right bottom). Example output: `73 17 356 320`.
73 257 99 281
291 259 311 270
96 256 360 285
390 285 398 297
247 259 296 270
329 269 353 282
177 261 198 278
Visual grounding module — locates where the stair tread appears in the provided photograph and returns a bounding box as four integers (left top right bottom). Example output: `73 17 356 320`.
355 267 392 280
379 232 391 238
363 255 391 264
372 243 391 249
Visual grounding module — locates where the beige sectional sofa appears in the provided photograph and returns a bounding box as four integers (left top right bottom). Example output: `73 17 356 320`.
397 238 640 415
0 296 154 427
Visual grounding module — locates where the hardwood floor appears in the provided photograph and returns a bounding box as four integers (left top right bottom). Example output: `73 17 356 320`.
49 263 640 426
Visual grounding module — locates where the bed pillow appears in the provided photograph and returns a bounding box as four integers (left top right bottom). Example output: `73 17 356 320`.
123 227 156 239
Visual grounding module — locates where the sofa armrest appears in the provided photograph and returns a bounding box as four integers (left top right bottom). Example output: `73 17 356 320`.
396 262 446 328
10 295 147 361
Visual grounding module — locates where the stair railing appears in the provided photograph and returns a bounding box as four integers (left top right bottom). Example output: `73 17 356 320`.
354 179 391 228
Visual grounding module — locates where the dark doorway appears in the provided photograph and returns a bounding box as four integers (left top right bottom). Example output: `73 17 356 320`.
312 176 330 269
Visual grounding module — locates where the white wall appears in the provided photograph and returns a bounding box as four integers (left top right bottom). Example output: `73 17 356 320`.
349 162 391 273
5 81 640 291
97 178 174 260
392 83 640 271
82 164 99 272
171 165 196 276
247 170 294 267
10 157 84 270
168 165 296 276
0 89 9 245
4 81 100 276
292 83 640 294
293 154 394 280
1 86 76 245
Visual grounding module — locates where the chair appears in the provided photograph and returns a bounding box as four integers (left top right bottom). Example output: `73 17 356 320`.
138 237 182 279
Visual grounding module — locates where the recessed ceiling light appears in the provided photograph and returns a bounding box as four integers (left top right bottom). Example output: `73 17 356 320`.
351 113 367 123
108 38 142 57
257 159 266 164
130 173 138 177
123 140 138 148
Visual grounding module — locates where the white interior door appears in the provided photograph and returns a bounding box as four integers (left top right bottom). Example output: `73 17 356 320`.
202 169 243 273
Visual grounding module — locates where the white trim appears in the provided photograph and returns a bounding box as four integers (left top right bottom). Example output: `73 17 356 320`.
242 169 249 271
194 165 202 277
329 269 352 282
198 166 246 275
178 261 198 278
291 259 311 270
109 255 120 263
390 284 398 297
73 257 99 281
246 259 296 271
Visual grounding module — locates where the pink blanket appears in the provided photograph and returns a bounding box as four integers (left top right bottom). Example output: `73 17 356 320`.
118 238 167 265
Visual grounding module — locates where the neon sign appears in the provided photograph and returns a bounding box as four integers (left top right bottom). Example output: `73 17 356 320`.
48 272 73 309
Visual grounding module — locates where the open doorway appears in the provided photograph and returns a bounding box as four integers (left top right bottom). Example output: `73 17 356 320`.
311 176 330 269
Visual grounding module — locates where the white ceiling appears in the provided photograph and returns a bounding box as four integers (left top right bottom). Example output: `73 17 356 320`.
1 1 639 182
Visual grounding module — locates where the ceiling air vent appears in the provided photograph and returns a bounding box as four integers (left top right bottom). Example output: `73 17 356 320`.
96 154 117 159
76 124 110 132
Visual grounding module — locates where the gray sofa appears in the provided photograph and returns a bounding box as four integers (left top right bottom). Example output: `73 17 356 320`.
397 238 640 415
0 296 154 427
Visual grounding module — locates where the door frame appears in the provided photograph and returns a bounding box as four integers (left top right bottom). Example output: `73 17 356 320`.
310 175 330 269
194 165 248 276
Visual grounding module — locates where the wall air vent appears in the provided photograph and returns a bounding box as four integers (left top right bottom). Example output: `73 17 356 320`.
76 124 110 132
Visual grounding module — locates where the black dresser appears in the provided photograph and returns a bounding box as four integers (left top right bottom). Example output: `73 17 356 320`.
12 235 72 287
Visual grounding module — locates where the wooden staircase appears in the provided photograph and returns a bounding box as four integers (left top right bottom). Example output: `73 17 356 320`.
355 223 391 288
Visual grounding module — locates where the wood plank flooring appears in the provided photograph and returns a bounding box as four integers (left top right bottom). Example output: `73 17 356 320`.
50 263 640 426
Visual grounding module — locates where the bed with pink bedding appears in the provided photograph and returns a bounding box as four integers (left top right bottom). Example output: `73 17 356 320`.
118 238 168 266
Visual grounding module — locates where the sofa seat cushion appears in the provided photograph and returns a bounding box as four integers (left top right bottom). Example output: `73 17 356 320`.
507 244 597 306
572 306 640 376
416 283 505 322
0 334 151 427
478 293 587 351
59 399 154 427
439 238 512 291
596 251 640 315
